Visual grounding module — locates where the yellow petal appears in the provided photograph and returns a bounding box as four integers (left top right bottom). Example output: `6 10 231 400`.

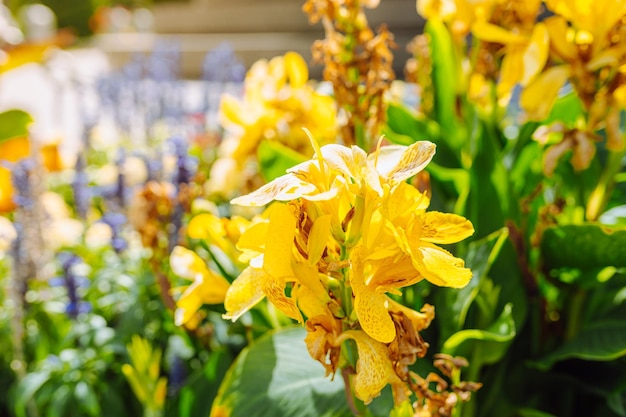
307 215 332 266
170 246 208 281
413 243 473 288
335 330 394 404
230 173 316 206
520 65 571 120
175 285 204 326
187 213 224 240
223 266 266 321
354 284 396 343
374 141 436 185
263 203 296 279
471 21 527 44
418 211 474 244
236 221 269 253
284 51 309 89
292 262 331 302
497 47 524 101
544 16 577 61
521 22 549 86
262 272 303 322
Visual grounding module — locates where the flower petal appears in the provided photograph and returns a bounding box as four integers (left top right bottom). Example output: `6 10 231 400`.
521 22 549 86
230 174 316 207
223 266 266 321
354 285 396 343
418 211 475 244
170 246 208 281
413 244 473 288
307 215 332 266
263 204 296 279
520 65 571 120
336 330 395 404
375 141 436 185
284 51 309 89
471 21 527 44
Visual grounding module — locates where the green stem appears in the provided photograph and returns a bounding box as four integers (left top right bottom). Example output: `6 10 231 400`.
586 147 626 221
565 289 586 340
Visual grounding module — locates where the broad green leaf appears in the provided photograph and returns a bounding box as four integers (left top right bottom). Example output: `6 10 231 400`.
442 303 516 365
540 225 626 270
178 349 232 417
533 321 626 370
0 110 32 144
14 371 51 417
210 326 351 417
258 140 308 182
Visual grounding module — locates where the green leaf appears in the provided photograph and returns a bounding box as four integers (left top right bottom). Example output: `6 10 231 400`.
544 91 584 127
608 390 626 417
515 408 559 417
178 349 232 417
540 225 626 270
14 371 51 417
0 109 32 144
210 326 351 417
74 381 100 416
436 228 509 341
441 303 516 365
383 103 440 145
424 19 465 151
48 385 72 417
426 162 470 214
533 321 626 370
258 140 308 182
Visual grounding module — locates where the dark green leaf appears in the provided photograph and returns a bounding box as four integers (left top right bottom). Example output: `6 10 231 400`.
178 349 232 417
258 140 308 182
210 326 351 417
0 109 32 144
540 225 626 270
533 321 626 370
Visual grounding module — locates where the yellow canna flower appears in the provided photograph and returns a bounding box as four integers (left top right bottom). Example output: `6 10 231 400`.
169 246 230 327
522 0 626 129
208 51 337 199
225 136 474 405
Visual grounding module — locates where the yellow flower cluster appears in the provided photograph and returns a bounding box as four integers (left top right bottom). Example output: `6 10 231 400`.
207 52 337 200
218 134 474 403
417 0 626 172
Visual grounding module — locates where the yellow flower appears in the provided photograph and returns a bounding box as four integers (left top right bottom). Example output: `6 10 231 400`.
208 52 337 199
225 137 474 404
522 0 626 129
169 246 230 327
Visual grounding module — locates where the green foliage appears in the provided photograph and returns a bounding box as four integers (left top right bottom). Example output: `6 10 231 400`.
0 110 32 143
210 326 351 417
